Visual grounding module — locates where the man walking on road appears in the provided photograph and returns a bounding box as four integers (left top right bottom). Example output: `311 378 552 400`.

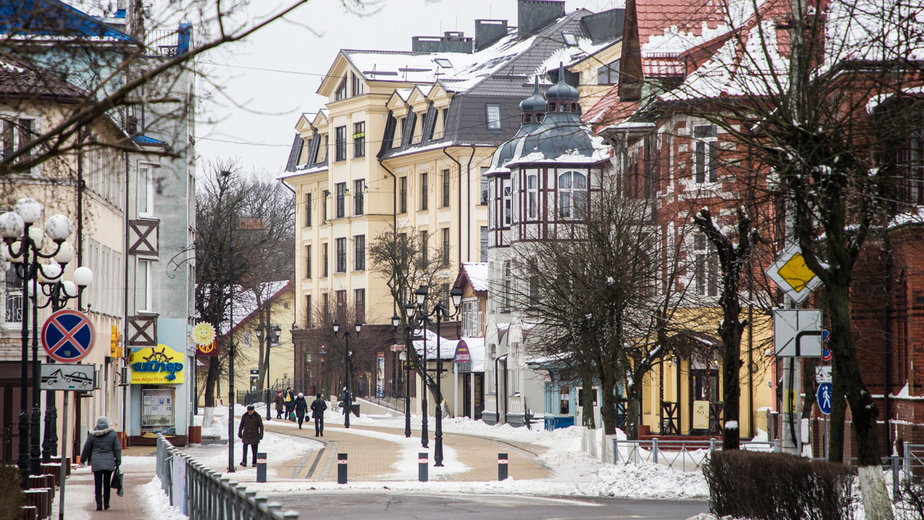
238 404 263 467
310 393 327 437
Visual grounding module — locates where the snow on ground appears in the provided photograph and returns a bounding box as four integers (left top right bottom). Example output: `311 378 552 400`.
140 477 187 520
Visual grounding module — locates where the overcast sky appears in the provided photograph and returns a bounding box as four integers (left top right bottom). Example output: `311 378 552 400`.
194 0 624 180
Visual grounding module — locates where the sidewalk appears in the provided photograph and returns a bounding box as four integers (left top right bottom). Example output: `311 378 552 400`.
52 445 164 520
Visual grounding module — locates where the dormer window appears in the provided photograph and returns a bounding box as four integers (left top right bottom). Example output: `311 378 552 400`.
561 31 578 46
434 58 452 68
351 73 364 96
486 104 502 130
597 59 620 85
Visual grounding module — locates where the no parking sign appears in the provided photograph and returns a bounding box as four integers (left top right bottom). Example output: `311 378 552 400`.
42 309 95 363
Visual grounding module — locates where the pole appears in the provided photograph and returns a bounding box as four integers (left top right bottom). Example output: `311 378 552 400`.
421 319 428 449
264 326 271 420
344 334 350 429
58 391 68 520
434 312 443 467
30 257 42 478
227 190 235 474
18 225 31 487
404 346 411 438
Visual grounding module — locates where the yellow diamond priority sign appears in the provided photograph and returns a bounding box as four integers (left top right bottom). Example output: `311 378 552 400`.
766 244 822 304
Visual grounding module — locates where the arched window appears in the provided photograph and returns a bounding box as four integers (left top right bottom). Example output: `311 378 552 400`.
558 170 586 219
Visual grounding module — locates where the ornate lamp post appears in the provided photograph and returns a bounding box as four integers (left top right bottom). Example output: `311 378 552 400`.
0 198 90 486
332 320 361 428
398 286 463 463
391 313 412 438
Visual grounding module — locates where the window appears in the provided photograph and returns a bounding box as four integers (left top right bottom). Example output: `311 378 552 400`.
335 182 346 218
899 128 924 204
480 226 488 262
2 117 35 172
562 31 578 45
441 228 450 266
335 290 346 311
354 289 365 323
441 107 450 136
525 171 538 220
480 167 489 205
335 126 346 161
694 125 718 183
420 172 428 210
322 190 328 222
559 386 570 414
354 234 365 271
335 237 347 273
335 78 347 101
434 58 452 68
305 295 312 328
558 171 587 219
502 179 512 227
502 261 511 312
399 177 408 213
322 243 329 277
462 300 483 337
694 233 719 297
353 122 365 158
354 179 365 215
305 194 312 227
138 165 153 216
441 169 450 207
597 59 620 85
3 266 22 325
322 292 329 318
420 230 429 265
351 74 364 96
137 260 152 311
485 104 502 130
305 245 311 279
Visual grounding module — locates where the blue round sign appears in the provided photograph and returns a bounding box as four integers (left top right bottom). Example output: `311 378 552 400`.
817 382 832 415
41 309 95 362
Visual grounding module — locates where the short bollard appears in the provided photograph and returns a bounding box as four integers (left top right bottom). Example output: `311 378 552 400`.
498 453 508 481
418 452 428 482
256 452 267 483
337 453 348 484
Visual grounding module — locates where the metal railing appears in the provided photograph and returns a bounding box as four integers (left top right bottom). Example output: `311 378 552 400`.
611 437 781 472
156 434 298 520
366 395 404 412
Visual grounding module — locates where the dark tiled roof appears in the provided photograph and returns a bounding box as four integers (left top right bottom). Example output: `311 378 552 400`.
0 51 87 100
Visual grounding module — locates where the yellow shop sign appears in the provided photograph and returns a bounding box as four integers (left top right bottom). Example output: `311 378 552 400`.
131 344 185 384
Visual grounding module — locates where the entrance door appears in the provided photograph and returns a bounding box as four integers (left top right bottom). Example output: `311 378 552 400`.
689 369 719 432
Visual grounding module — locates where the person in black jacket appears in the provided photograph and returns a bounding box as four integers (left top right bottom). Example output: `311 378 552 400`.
81 416 122 511
310 393 327 437
293 392 308 429
237 404 263 467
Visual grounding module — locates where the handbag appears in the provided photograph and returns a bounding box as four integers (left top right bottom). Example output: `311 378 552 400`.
111 467 124 497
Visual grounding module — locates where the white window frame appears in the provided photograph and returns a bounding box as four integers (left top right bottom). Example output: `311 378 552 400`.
137 259 153 312
3 266 22 328
525 171 538 220
557 170 587 219
1 114 40 175
693 232 719 297
502 179 512 227
694 125 718 183
486 104 502 130
138 164 155 217
462 299 482 338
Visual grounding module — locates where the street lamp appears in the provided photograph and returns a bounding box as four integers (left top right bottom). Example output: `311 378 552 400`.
391 313 412 438
1 199 90 487
332 320 361 428
259 324 281 420
220 169 236 474
396 285 463 465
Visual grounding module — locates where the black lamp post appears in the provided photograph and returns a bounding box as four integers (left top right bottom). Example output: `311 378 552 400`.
332 320 361 428
397 285 463 463
259 324 281 420
220 169 236 474
1 199 90 487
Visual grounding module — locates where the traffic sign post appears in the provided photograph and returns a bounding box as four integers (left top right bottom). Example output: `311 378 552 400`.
41 310 94 363
766 244 822 304
773 309 823 357
40 364 95 391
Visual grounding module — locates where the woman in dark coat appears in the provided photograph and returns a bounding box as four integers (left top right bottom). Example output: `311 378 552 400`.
237 404 263 467
293 392 308 429
273 391 284 419
81 416 122 511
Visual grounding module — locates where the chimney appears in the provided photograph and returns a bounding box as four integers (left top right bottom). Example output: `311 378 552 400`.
412 31 473 53
475 19 508 51
517 0 565 39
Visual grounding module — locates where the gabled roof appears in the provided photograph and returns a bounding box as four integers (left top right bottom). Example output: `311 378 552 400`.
220 280 294 336
0 50 87 100
0 0 134 41
454 262 489 294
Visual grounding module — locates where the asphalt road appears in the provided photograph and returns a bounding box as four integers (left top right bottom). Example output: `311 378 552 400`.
270 491 708 519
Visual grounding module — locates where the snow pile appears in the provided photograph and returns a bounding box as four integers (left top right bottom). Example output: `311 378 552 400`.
140 477 187 520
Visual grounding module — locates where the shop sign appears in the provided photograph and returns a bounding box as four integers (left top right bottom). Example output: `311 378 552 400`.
131 344 185 384
454 340 472 373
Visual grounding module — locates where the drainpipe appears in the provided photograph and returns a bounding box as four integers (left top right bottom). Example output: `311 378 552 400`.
884 238 893 449
378 159 398 316
122 150 130 442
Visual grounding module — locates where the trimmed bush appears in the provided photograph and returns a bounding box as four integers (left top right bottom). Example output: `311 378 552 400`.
703 450 856 520
0 465 25 520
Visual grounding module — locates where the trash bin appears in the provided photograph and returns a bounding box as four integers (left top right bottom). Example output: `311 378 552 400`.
350 404 360 417
543 415 575 431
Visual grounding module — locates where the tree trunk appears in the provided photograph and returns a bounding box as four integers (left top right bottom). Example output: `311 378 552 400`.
581 369 596 429
719 320 742 450
624 380 642 440
204 356 220 407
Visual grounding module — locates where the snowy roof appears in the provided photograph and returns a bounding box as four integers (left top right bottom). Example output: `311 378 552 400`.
460 262 489 293
412 328 455 359
218 280 293 335
456 337 485 372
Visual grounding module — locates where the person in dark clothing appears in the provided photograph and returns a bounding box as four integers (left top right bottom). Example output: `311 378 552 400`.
237 404 263 467
293 392 308 429
340 386 353 428
274 391 285 419
81 416 122 511
283 387 295 420
310 393 327 437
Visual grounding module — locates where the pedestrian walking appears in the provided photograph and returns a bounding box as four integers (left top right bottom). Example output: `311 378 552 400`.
340 386 353 427
283 387 295 421
294 392 308 429
273 390 284 419
237 404 264 467
80 416 121 511
310 393 327 437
